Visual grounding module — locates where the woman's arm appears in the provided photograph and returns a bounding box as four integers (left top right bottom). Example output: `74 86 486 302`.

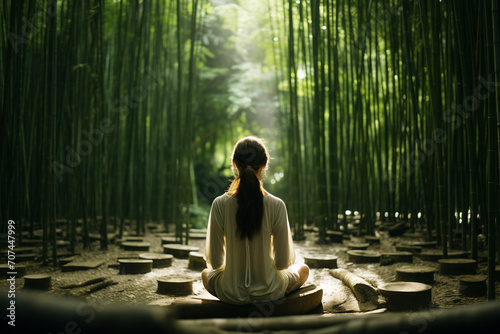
205 199 225 269
272 200 295 270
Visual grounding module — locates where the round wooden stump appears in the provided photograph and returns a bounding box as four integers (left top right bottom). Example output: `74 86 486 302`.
0 264 26 278
347 250 381 264
161 236 178 245
304 255 338 269
121 242 151 252
123 237 145 242
118 259 153 274
395 265 435 284
188 252 207 270
157 277 194 295
418 250 469 262
24 273 51 290
347 243 370 250
59 256 77 266
379 282 432 311
188 233 207 240
326 231 343 243
459 275 487 297
395 245 422 253
364 236 380 245
406 241 437 249
163 244 199 259
380 252 413 266
438 258 477 276
139 253 173 268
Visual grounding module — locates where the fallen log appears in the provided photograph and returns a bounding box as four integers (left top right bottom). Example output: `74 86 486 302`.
69 279 117 297
60 276 107 289
329 268 379 304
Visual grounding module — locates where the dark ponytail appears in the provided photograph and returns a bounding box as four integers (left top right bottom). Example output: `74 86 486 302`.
227 137 269 240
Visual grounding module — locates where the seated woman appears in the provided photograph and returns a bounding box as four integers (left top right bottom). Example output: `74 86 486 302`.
202 136 309 305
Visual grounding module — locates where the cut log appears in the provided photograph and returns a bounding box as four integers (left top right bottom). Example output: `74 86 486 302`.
61 260 105 272
326 231 343 243
188 233 207 240
121 242 150 252
329 268 379 304
188 252 207 270
347 243 369 250
59 256 77 266
408 241 437 248
119 259 153 274
459 275 487 297
380 252 413 266
163 244 199 259
161 236 177 245
418 250 470 262
364 236 380 246
304 255 338 269
23 273 51 290
0 264 26 278
438 258 477 276
395 265 435 284
13 253 38 262
60 277 107 289
70 279 117 297
139 253 173 268
347 250 381 264
378 282 432 311
395 245 422 253
157 277 194 295
162 284 323 319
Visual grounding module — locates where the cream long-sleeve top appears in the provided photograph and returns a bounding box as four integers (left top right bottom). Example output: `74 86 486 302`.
205 192 296 305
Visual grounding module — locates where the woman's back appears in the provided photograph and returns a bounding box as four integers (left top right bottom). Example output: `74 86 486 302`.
205 192 295 304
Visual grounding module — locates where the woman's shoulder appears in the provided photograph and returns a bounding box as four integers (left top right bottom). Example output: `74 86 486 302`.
264 192 286 207
212 193 236 206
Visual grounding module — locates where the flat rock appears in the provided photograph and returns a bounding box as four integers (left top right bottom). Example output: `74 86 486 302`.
61 260 105 272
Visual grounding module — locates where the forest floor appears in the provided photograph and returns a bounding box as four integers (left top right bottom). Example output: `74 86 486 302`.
1 227 499 317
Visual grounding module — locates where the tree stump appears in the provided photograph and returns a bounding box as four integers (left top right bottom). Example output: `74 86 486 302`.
188 233 207 240
59 256 77 266
347 250 381 264
395 245 422 254
406 241 437 249
123 237 144 242
0 264 26 278
380 252 413 266
139 253 173 268
378 282 432 311
14 253 38 262
347 243 370 250
188 252 207 270
438 258 477 276
304 255 338 269
161 236 178 245
329 268 379 304
395 265 435 284
121 242 150 252
163 244 199 259
459 275 487 297
118 259 153 274
418 250 469 262
24 274 52 290
364 236 380 246
326 231 343 243
157 277 194 295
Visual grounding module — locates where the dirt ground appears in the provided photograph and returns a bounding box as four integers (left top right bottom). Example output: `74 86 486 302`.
2 228 499 315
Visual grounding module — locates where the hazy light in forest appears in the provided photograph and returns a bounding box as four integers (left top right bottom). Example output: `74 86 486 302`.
354 211 360 216
418 212 422 218
384 212 389 217
345 210 352 215
322 26 327 30
297 68 306 79
273 37 279 42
